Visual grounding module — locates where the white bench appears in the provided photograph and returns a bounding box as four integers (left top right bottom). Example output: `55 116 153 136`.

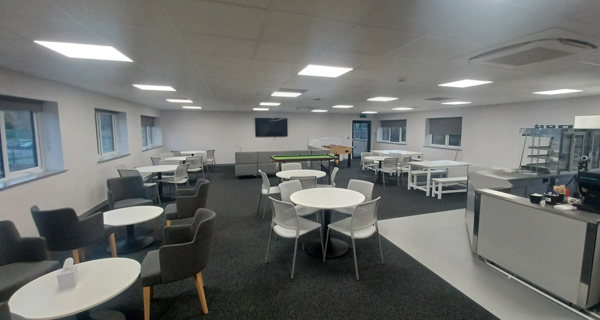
408 169 446 190
431 176 468 199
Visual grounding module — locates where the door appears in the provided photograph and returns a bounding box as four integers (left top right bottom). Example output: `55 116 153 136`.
352 120 371 159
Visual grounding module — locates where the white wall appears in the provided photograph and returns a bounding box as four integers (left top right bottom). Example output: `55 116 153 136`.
0 68 163 236
160 110 360 164
374 96 600 170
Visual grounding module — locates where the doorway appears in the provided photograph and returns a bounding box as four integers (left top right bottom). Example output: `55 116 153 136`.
352 120 371 159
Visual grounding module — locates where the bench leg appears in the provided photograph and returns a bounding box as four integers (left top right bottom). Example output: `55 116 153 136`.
437 182 443 199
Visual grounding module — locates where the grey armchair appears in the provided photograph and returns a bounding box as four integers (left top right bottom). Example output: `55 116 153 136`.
0 220 59 302
30 206 117 263
107 176 154 210
164 179 210 226
141 208 216 320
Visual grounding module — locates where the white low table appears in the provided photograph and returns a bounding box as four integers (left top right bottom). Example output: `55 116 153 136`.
9 258 140 320
103 206 164 254
407 160 470 196
290 187 365 258
275 169 326 180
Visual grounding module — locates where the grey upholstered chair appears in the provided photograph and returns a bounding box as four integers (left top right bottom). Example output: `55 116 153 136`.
164 179 210 226
0 220 60 302
30 206 117 264
141 208 216 320
117 168 161 205
107 176 154 210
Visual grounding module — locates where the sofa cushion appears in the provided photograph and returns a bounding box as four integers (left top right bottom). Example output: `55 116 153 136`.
0 261 59 301
235 152 257 164
235 164 258 176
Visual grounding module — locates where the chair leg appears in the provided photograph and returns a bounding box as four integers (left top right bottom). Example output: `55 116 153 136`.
291 237 299 279
257 194 263 216
155 184 161 205
72 249 80 264
265 228 273 263
194 272 209 314
109 233 117 257
166 220 172 226
376 231 384 264
143 286 151 320
351 238 359 281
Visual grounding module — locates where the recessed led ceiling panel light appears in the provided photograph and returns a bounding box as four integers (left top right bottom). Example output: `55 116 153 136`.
393 107 414 111
253 107 269 111
367 96 398 102
441 101 472 105
332 105 354 109
533 89 583 95
182 106 202 109
272 91 302 97
438 79 493 88
34 40 133 62
361 111 378 114
311 109 328 113
133 84 176 91
298 64 353 78
167 99 193 103
259 102 281 106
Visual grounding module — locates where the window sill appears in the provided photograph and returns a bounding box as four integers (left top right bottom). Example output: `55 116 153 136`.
424 144 462 151
142 145 162 152
0 169 66 190
97 153 130 163
376 141 407 145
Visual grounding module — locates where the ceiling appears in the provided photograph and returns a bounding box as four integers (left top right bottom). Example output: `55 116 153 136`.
1 0 600 114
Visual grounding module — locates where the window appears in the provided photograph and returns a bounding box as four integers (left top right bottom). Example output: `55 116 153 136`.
426 117 462 148
141 116 161 149
377 120 406 144
0 109 40 179
95 109 128 161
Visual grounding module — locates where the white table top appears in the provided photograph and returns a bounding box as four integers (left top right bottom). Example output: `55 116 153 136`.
364 155 389 162
9 258 140 320
290 187 365 209
408 160 470 168
136 164 178 174
276 169 326 180
372 149 424 156
180 150 206 155
165 156 188 161
103 205 164 227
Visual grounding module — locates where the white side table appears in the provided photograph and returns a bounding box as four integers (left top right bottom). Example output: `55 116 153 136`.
103 206 164 254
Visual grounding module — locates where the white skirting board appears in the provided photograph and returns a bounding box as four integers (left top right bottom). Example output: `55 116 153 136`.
378 210 584 320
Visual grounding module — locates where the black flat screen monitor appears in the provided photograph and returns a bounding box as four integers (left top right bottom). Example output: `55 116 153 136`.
577 171 600 212
255 118 287 137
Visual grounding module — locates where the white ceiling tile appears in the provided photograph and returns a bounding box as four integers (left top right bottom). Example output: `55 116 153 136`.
218 0 271 8
270 0 378 23
387 36 481 62
330 25 420 55
255 42 323 63
183 34 258 59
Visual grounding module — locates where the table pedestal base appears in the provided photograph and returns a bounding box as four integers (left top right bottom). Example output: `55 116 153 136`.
108 225 154 254
305 237 349 259
76 310 125 320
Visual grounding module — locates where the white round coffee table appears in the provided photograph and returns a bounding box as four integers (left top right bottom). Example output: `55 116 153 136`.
103 206 163 254
9 258 140 320
290 187 365 258
275 169 326 180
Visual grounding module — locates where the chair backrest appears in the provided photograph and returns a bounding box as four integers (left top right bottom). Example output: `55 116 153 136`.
290 176 317 189
360 152 372 163
30 206 104 251
117 168 141 177
159 208 216 283
382 157 398 168
259 169 271 191
186 156 203 170
398 155 411 168
281 163 302 171
0 221 24 265
205 149 215 162
347 179 374 201
279 180 302 202
160 152 175 159
269 197 300 231
159 159 179 165
171 150 182 156
175 179 210 219
174 163 190 181
351 197 381 231
151 157 161 165
330 167 339 187
107 176 147 208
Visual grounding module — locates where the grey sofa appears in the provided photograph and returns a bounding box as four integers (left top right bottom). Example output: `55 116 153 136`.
235 149 330 177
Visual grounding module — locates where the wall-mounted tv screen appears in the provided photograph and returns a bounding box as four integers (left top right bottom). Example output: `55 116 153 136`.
255 118 288 137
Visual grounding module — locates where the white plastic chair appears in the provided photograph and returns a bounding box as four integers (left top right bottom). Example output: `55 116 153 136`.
204 149 215 172
335 179 374 216
281 163 302 171
279 180 320 219
317 167 339 188
325 197 383 280
360 152 377 171
160 152 175 159
265 197 323 279
290 176 317 189
186 156 205 180
257 170 280 219
376 157 400 188
159 164 189 196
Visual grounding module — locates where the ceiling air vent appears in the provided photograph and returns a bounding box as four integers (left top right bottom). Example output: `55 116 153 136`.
425 97 453 101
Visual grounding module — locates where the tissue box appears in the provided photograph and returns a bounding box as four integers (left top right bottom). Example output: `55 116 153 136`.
57 266 78 290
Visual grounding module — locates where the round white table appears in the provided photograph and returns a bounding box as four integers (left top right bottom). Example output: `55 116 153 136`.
164 156 188 162
290 187 365 258
136 165 177 198
9 258 140 320
275 169 326 180
180 150 206 156
103 206 164 254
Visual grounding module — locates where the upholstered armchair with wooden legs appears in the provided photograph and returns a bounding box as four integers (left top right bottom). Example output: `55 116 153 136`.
164 179 210 226
141 208 216 320
30 206 117 264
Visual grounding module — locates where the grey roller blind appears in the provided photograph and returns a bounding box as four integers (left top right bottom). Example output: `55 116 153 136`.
381 119 406 127
141 116 156 127
429 117 462 135
0 95 43 112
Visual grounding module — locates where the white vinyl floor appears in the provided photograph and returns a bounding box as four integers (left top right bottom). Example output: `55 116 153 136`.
378 210 587 320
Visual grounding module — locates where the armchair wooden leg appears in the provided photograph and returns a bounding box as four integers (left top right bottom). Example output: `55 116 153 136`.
166 220 172 226
72 249 80 264
143 286 152 320
109 233 117 257
194 272 208 314
79 248 86 262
